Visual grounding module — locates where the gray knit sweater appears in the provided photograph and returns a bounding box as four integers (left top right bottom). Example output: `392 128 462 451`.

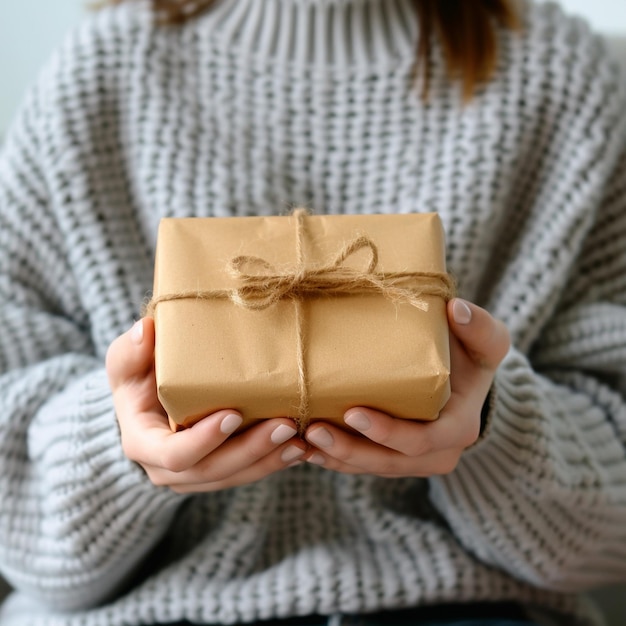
0 1 625 625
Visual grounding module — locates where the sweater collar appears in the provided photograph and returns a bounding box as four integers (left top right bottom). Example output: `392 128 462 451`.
203 0 418 67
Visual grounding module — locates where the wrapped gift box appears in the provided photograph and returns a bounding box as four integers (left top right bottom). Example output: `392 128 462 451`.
150 211 453 432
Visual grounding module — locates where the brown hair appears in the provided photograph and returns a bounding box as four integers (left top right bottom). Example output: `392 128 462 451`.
104 0 521 100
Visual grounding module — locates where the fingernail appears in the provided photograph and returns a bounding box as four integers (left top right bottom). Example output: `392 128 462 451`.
130 319 144 344
220 413 243 435
306 427 334 449
271 424 298 445
307 452 326 466
452 299 472 325
345 411 371 432
281 445 305 463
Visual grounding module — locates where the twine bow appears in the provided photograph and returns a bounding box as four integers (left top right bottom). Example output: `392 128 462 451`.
147 209 456 432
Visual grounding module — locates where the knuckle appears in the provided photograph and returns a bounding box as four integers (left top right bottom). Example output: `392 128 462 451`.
242 438 270 461
323 449 346 466
145 468 169 488
244 424 289 459
194 457 237 484
121 437 140 463
372 424 395 447
407 434 433 457
159 449 188 473
329 443 354 465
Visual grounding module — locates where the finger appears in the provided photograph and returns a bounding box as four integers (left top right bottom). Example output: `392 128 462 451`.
151 439 308 493
122 409 243 471
303 426 461 477
447 299 510 370
336 407 478 457
106 317 155 389
303 419 421 474
307 449 461 477
140 418 300 482
447 331 494 400
174 419 301 483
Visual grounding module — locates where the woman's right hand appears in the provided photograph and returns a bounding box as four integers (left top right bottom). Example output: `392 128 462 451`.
105 317 307 493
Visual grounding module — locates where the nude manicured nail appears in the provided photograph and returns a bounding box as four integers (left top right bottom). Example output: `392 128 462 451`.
220 414 243 435
307 427 334 449
271 424 297 445
452 299 472 325
345 411 371 432
281 445 305 463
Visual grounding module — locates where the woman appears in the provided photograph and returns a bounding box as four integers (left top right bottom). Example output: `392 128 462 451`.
0 1 625 625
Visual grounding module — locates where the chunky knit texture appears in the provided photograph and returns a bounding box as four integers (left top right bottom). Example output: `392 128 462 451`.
0 1 625 625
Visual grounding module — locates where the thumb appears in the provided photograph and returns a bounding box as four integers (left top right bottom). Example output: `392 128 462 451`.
447 298 510 371
106 317 156 389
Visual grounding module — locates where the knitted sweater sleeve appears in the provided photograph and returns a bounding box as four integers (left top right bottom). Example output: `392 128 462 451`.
429 36 626 591
0 23 184 612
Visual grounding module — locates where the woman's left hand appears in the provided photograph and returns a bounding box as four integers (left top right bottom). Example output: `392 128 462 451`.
303 298 510 477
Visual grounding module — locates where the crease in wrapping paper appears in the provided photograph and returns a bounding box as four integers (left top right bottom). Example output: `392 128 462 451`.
151 210 453 428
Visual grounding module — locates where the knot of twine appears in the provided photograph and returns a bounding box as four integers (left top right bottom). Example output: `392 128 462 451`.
146 209 456 432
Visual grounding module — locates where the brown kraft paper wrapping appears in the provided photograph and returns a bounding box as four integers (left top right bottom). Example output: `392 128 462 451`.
149 211 454 432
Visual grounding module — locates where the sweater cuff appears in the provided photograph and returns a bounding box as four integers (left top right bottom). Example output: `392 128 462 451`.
73 367 184 512
3 363 186 610
47 367 185 607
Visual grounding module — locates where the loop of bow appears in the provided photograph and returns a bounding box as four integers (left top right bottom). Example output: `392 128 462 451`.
227 234 443 312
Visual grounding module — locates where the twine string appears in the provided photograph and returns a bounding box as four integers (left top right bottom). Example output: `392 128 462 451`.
146 210 456 431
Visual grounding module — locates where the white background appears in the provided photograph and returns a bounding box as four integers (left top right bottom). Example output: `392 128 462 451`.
0 0 625 137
